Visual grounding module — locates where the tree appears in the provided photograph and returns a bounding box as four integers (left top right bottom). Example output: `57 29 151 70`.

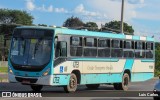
38 24 47 27
84 22 98 31
102 21 134 35
63 16 84 28
0 9 33 25
155 42 160 76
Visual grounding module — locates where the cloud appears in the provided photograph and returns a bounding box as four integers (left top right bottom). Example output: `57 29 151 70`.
48 5 53 12
74 4 103 17
36 5 54 12
71 4 109 22
127 0 144 4
25 0 67 13
86 0 142 21
26 0 35 11
55 8 68 13
62 4 110 28
110 0 144 4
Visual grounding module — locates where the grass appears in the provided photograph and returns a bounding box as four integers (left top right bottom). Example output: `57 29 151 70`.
0 67 8 73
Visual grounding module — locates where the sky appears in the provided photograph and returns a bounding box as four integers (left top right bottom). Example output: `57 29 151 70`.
0 0 160 41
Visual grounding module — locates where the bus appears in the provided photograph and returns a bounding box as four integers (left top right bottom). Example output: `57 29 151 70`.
8 26 155 93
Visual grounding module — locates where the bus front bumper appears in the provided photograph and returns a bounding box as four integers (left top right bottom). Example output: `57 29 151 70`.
8 73 70 86
8 73 53 86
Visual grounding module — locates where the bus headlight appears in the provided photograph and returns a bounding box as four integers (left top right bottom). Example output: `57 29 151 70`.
8 66 13 74
43 68 50 76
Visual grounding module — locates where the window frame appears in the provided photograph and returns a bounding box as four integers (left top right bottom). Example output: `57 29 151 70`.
123 40 134 58
83 37 98 57
97 38 111 58
70 36 83 57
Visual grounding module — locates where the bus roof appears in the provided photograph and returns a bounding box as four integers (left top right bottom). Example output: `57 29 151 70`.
55 28 154 42
16 26 154 42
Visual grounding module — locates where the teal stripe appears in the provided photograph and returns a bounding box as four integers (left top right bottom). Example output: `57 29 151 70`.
141 59 155 62
71 58 119 62
146 37 154 42
61 29 126 39
132 36 140 40
131 72 154 82
52 74 70 85
123 59 134 71
51 72 154 85
81 73 122 84
51 73 154 86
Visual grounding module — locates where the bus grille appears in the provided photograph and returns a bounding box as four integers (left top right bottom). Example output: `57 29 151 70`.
15 77 38 83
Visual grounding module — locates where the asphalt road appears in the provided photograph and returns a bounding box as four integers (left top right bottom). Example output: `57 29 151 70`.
0 78 159 100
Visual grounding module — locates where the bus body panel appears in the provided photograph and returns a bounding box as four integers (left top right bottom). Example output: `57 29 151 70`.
132 60 154 73
53 58 154 85
131 72 154 82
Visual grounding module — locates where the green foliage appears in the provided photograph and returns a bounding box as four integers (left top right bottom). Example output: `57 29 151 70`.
155 42 160 76
0 9 33 25
104 20 134 35
0 67 8 73
63 16 84 28
155 70 160 77
84 22 98 31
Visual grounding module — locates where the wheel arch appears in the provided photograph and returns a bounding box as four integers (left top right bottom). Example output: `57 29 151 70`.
71 70 81 84
123 69 131 81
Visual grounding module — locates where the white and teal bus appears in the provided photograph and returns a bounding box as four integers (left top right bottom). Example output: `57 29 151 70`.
8 26 155 92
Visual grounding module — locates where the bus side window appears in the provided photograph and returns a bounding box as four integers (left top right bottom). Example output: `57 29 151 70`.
111 40 122 58
60 42 67 57
84 37 97 57
135 41 145 58
56 41 67 57
55 36 59 58
70 36 82 57
146 42 153 58
123 41 134 58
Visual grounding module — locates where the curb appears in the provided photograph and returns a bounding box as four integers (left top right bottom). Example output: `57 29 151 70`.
0 73 8 74
0 79 8 82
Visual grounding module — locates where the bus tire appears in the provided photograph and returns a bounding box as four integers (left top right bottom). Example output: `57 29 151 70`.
114 73 130 91
64 73 77 93
113 83 120 90
31 85 43 91
86 84 100 89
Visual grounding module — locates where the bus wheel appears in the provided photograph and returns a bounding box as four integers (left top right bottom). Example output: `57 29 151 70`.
122 73 130 91
64 73 77 93
114 73 130 91
86 84 100 89
31 85 43 91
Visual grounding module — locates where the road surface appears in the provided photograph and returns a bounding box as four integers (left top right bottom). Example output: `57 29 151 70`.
0 78 159 100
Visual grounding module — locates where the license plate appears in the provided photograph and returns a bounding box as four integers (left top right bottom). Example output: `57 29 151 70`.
22 80 30 84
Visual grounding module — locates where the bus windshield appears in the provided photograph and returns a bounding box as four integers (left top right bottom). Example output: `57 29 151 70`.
10 29 53 66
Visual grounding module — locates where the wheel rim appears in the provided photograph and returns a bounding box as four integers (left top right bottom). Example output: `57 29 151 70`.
124 77 128 87
70 77 76 89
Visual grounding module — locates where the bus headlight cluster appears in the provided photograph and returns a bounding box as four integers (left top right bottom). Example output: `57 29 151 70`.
8 66 13 74
43 68 50 76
